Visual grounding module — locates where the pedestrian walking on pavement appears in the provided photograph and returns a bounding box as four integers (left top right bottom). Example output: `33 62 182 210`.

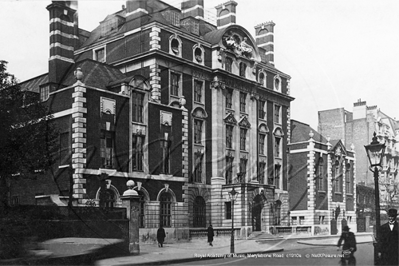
379 208 398 266
157 224 166 248
337 225 357 266
207 224 214 246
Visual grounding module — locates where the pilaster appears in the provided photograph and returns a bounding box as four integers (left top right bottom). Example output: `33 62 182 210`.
71 81 87 202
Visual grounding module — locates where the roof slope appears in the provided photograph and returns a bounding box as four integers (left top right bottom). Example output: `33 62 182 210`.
291 119 328 143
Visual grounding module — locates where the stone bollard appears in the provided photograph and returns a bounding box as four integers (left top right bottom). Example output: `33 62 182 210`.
121 180 140 254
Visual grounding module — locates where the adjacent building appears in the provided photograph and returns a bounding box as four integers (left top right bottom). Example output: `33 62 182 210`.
289 120 357 235
10 0 293 239
318 99 399 211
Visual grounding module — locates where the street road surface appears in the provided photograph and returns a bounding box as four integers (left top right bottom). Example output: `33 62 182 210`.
168 242 373 266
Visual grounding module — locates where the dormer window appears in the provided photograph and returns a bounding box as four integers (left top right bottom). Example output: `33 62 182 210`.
94 47 105 63
40 86 50 102
169 35 182 57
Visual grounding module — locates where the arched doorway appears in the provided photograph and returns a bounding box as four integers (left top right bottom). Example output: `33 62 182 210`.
193 196 206 227
252 195 263 231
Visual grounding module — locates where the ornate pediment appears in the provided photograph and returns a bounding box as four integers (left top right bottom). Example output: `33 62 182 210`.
238 116 251 129
192 107 208 119
224 112 237 125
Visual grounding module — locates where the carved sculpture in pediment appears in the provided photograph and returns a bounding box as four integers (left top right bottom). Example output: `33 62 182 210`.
223 31 254 59
224 112 237 125
238 116 251 128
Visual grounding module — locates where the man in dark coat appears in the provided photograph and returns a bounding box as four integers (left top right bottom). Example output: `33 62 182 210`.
337 225 357 265
379 209 398 266
157 224 166 247
207 224 214 246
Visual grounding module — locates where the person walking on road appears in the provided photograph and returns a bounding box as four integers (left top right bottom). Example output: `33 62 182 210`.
337 225 357 266
379 208 398 266
207 224 214 246
157 224 166 248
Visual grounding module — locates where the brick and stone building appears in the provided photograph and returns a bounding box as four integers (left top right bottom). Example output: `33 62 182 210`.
10 0 293 240
318 99 399 211
289 120 357 235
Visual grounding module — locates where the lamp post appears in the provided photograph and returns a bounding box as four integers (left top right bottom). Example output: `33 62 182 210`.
364 132 386 265
228 187 239 254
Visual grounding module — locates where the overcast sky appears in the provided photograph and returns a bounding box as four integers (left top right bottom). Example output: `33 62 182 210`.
1 0 398 129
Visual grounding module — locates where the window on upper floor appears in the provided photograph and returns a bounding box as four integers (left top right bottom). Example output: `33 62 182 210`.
316 157 325 192
101 131 115 169
225 155 234 184
258 162 266 184
160 132 171 175
132 134 144 171
274 164 281 189
193 151 204 183
194 79 204 103
240 128 247 151
193 45 204 65
226 88 233 109
226 125 234 149
239 62 247 77
240 92 246 113
194 119 203 145
274 137 281 158
225 57 233 73
274 75 282 92
169 35 182 57
259 133 266 155
239 157 247 182
132 91 144 123
40 86 49 102
258 100 266 120
94 47 105 63
259 72 266 87
274 105 281 124
170 72 181 97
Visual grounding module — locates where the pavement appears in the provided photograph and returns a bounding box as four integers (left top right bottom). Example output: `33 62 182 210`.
95 232 374 266
0 232 373 266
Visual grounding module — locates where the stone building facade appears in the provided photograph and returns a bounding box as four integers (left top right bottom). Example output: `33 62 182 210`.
10 0 293 240
318 99 399 211
289 120 357 235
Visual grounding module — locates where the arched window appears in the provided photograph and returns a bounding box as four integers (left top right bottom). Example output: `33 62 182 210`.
274 75 281 92
160 192 172 227
193 196 206 227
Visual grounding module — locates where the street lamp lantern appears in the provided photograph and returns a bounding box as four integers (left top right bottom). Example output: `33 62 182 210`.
364 132 386 167
228 187 239 201
228 187 239 254
364 131 385 265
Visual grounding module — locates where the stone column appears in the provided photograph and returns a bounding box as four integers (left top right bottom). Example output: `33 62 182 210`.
121 180 141 255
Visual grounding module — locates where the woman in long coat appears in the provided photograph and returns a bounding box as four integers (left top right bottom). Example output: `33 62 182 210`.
207 224 214 246
157 224 166 247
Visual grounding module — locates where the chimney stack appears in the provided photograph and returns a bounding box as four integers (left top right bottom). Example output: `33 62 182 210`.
47 1 78 89
181 0 204 19
215 1 238 29
254 21 275 66
125 0 149 31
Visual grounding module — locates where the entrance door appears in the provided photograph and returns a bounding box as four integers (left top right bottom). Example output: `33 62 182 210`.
252 195 263 231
